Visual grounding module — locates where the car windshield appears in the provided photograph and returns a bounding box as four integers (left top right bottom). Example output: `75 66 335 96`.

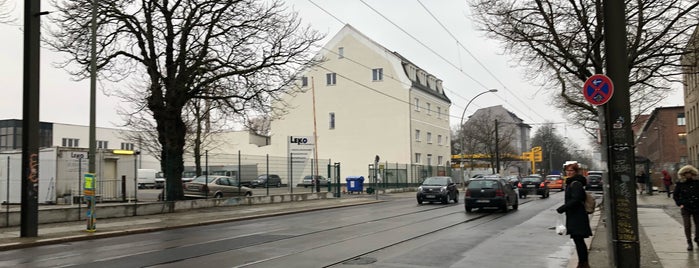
468 180 498 189
546 176 560 181
422 177 449 186
588 175 602 180
522 177 541 182
257 175 268 180
483 175 500 180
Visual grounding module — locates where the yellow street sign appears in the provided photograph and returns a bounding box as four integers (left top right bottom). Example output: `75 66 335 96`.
532 146 542 152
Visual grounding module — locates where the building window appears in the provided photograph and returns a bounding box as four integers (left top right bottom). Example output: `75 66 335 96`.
338 47 344 59
437 107 441 118
415 98 420 111
438 135 443 145
678 113 686 126
97 140 108 149
415 153 421 164
62 138 79 147
121 142 134 150
679 132 687 145
329 112 335 129
372 68 383 81
426 103 431 115
326 73 336 85
415 129 421 142
427 132 432 144
427 154 432 166
438 156 444 165
301 76 308 87
681 156 688 165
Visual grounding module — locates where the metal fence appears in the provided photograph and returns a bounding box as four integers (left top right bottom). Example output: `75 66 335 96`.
1 150 455 204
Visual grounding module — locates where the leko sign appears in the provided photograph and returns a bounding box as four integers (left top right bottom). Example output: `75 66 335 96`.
582 74 614 106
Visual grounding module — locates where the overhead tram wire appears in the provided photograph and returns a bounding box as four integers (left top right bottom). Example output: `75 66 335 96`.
302 2 492 118
306 1 561 125
416 0 547 123
309 44 488 114
357 0 541 123
306 0 510 119
308 46 489 117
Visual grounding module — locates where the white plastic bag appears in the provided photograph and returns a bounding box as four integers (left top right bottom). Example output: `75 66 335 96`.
555 214 567 235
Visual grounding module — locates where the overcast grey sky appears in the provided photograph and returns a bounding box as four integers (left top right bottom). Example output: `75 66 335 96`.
0 0 686 149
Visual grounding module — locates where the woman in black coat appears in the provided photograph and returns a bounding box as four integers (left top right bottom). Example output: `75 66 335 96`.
557 162 592 268
674 165 699 250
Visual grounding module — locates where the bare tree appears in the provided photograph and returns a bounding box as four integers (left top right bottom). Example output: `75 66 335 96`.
0 0 15 24
245 115 272 136
468 0 699 137
48 0 323 200
531 124 570 174
460 111 518 174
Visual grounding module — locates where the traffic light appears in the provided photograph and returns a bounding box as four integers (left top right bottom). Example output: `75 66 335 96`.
533 150 543 162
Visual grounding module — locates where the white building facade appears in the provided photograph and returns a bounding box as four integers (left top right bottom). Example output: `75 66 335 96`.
268 25 452 180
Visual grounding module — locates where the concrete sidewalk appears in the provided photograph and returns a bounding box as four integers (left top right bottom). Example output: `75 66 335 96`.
579 191 699 268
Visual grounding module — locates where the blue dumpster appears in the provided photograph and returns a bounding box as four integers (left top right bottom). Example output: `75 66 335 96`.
346 176 365 194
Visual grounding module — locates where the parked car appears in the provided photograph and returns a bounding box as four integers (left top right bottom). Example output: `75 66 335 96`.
250 174 283 188
586 174 603 191
297 175 329 188
183 175 252 199
518 175 550 198
416 176 459 204
546 175 565 191
464 175 518 212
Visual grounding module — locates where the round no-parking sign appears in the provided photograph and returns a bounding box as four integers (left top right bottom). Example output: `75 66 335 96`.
582 74 614 106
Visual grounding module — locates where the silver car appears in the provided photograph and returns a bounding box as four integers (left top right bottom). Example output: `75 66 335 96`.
183 175 252 199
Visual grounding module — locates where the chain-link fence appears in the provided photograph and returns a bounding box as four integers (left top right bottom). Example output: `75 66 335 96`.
1 148 455 204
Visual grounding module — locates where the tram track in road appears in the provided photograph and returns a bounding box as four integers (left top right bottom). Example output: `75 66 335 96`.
229 196 545 267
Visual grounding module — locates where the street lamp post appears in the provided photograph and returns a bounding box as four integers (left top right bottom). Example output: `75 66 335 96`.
459 89 498 183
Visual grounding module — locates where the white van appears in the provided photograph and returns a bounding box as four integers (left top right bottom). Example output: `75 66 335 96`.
137 169 158 189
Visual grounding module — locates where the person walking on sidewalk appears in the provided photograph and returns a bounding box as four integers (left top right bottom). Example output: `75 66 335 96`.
557 162 592 268
674 165 699 250
662 170 673 198
637 171 647 194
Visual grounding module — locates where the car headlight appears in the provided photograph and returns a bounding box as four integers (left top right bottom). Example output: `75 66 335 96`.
417 186 423 192
440 186 447 192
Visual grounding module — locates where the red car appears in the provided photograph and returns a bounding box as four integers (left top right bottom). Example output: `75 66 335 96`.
546 175 565 191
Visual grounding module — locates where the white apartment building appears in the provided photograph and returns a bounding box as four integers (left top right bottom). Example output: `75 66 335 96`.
683 25 699 167
267 24 452 180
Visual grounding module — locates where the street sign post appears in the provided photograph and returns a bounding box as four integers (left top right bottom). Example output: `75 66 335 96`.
583 74 614 106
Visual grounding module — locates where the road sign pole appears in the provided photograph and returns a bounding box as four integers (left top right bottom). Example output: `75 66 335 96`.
602 0 640 266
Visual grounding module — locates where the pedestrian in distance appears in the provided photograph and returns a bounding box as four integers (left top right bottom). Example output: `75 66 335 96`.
662 170 673 198
636 170 647 194
674 165 699 250
557 162 592 268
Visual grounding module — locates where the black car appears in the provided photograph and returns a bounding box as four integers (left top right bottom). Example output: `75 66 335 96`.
250 174 283 188
464 176 519 212
416 176 459 204
518 175 550 198
586 175 603 191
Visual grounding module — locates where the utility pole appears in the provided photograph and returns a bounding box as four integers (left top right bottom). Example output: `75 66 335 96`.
602 0 640 266
21 0 42 237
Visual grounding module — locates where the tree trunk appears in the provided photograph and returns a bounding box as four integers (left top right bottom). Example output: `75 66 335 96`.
155 107 186 201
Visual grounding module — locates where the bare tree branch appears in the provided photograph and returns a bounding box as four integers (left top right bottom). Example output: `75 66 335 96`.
468 0 699 137
47 0 324 200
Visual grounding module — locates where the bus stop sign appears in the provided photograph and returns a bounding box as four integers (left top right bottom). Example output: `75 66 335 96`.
583 74 614 106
